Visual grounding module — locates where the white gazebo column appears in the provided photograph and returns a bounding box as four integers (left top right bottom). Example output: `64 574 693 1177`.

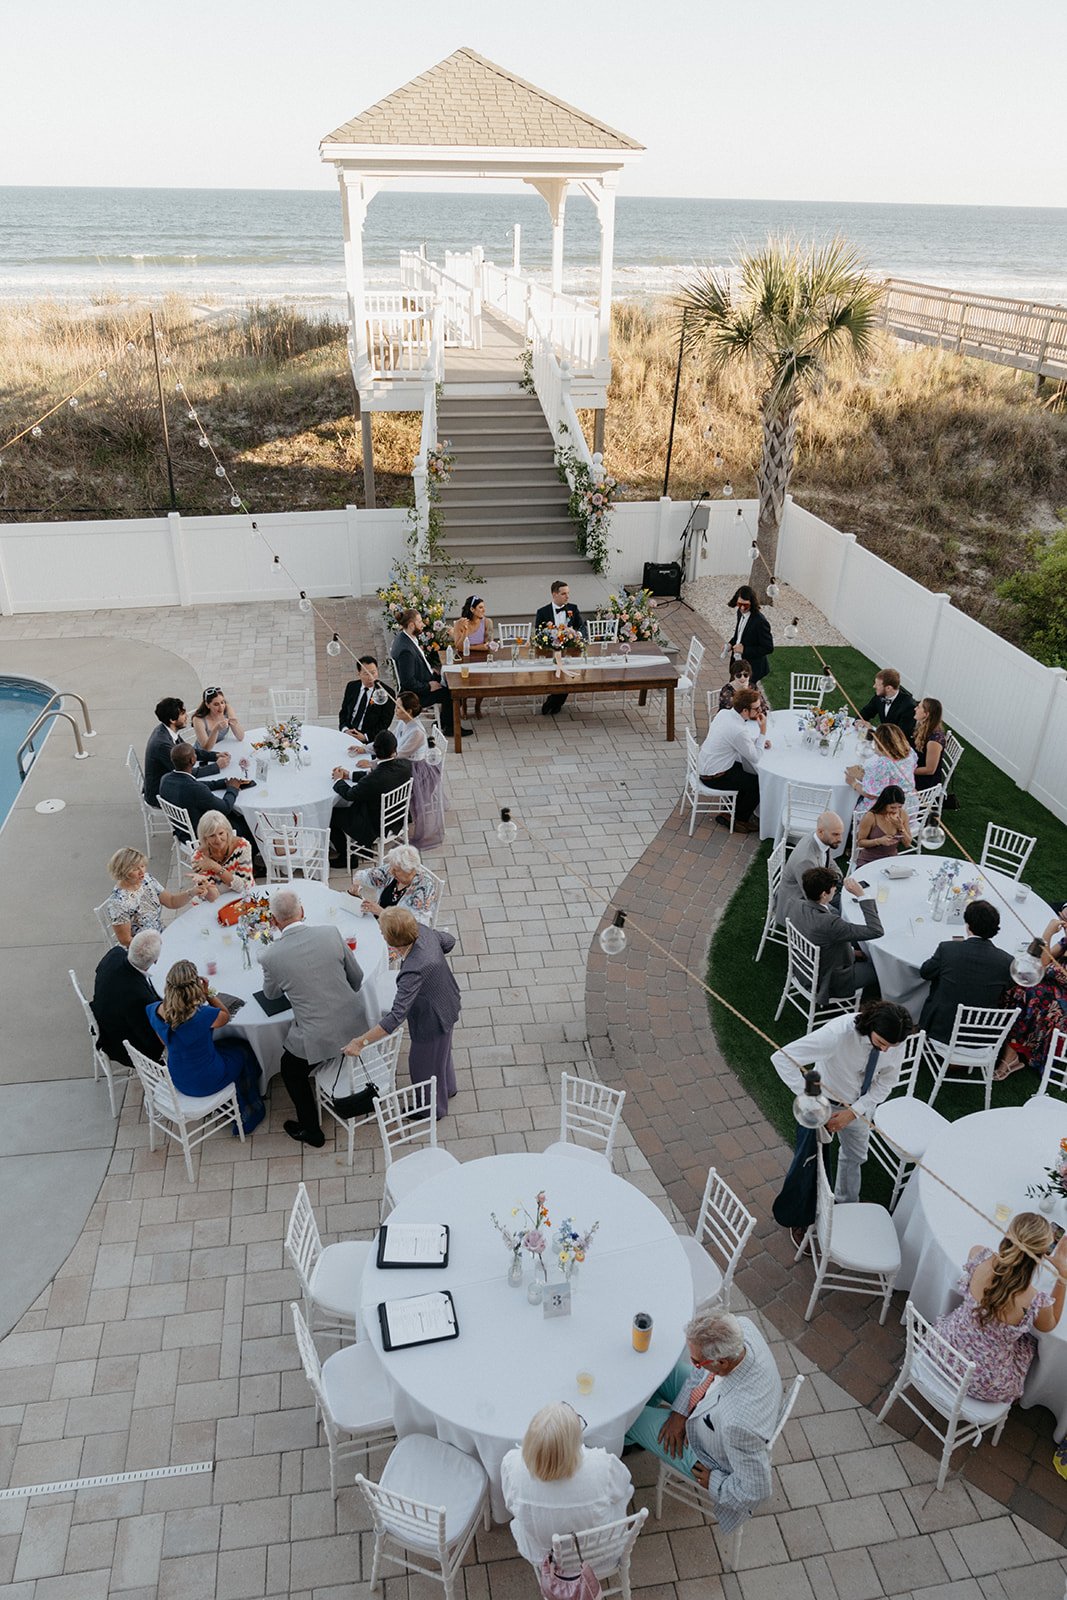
340 173 378 506
529 178 569 297
591 177 617 454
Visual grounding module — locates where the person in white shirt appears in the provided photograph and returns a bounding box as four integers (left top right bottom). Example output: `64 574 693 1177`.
697 687 769 831
771 1002 913 1202
502 1402 632 1566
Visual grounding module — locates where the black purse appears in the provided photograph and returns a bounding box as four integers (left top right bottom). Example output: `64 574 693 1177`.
327 1055 380 1120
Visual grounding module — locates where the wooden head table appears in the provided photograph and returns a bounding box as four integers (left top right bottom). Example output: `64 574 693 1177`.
441 648 679 752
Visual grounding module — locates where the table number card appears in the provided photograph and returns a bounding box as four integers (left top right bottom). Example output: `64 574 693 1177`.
543 1280 572 1319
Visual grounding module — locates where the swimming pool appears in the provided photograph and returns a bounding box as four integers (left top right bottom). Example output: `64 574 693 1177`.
0 676 53 825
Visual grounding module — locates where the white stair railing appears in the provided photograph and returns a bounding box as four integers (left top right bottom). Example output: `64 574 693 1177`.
412 304 445 562
529 311 595 489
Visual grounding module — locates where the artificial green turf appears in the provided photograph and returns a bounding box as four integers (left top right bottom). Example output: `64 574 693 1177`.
706 644 1067 1181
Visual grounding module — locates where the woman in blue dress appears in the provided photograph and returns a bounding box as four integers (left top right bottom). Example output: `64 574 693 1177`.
147 961 264 1133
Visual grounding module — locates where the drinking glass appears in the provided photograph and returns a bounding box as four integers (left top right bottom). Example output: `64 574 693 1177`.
876 885 890 905
993 1203 1012 1229
576 1371 595 1396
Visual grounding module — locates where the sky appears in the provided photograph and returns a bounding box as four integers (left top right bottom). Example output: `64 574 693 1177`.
3 0 1065 207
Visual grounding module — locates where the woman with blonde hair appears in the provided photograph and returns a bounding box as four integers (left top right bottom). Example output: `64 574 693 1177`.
190 810 254 900
935 1212 1067 1402
501 1402 632 1565
146 960 263 1130
845 722 917 820
106 847 194 947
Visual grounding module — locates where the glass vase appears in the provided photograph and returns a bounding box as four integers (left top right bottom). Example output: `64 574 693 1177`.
507 1251 523 1288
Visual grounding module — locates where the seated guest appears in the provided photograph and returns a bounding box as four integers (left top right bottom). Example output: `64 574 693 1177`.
159 740 245 835
90 929 163 1067
144 696 227 808
777 812 863 925
535 579 587 715
330 729 413 861
854 785 911 867
935 1213 1066 1402
392 691 431 761
845 724 917 819
858 667 917 740
996 902 1067 1080
624 1309 781 1535
919 899 1014 1044
452 594 494 653
716 658 769 718
147 960 263 1132
502 1403 632 1567
106 848 194 948
390 691 446 848
791 866 884 1001
697 687 769 834
350 844 440 925
912 696 946 791
339 655 396 740
390 608 467 738
726 587 774 685
191 685 244 755
190 810 254 901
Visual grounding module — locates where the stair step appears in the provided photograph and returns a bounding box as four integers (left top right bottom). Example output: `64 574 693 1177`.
447 469 562 487
449 449 557 467
438 490 568 508
438 523 576 544
439 399 543 415
440 510 573 529
444 426 554 444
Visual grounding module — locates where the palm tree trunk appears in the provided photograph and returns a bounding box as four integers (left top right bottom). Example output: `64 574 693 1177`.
749 395 798 600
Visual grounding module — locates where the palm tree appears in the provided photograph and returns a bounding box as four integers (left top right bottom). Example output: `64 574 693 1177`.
678 238 882 598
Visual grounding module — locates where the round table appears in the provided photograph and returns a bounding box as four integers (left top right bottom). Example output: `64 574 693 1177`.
223 724 360 835
757 711 864 841
844 855 1054 1015
360 1152 694 1521
893 1098 1067 1434
155 880 393 1084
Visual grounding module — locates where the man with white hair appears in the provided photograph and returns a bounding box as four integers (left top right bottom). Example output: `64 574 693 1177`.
777 811 864 925
624 1309 782 1532
257 888 373 1148
90 928 163 1066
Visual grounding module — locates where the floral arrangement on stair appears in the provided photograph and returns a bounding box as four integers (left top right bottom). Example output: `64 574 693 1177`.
556 430 621 577
378 565 454 655
518 343 535 394
607 589 666 645
426 440 455 485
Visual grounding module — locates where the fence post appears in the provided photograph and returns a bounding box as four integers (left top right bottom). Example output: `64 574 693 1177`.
656 496 674 566
166 511 191 606
345 503 362 598
0 530 14 616
829 532 856 631
1020 666 1067 792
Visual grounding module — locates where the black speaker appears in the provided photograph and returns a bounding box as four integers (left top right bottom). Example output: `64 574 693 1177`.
642 561 682 599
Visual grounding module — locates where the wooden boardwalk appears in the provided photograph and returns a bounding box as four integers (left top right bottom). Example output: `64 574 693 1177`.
880 277 1067 385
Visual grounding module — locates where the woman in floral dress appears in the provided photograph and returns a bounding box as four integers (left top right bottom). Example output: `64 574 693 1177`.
996 902 1067 1080
189 811 254 900
106 847 194 947
845 723 917 821
935 1212 1066 1402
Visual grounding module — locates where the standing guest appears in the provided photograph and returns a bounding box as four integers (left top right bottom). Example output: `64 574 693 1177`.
777 812 863 924
771 1001 913 1202
791 867 884 1001
339 655 396 741
534 580 587 716
715 658 769 718
919 900 1014 1044
845 724 917 819
350 844 440 926
143 696 227 808
452 594 494 653
697 687 769 833
502 1403 632 1567
624 1309 781 1535
330 730 412 861
147 960 263 1132
106 848 194 948
191 686 244 755
726 586 774 684
389 609 468 738
189 810 254 900
344 908 461 1118
935 1214 1067 1402
858 667 917 740
912 697 946 791
159 741 245 834
257 888 373 1147
996 902 1067 1080
90 929 163 1067
854 785 912 866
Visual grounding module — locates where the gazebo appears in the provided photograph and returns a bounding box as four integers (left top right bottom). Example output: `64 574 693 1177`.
320 48 643 497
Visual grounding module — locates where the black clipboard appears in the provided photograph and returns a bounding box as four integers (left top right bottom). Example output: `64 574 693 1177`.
378 1290 458 1351
376 1223 450 1270
253 988 291 1017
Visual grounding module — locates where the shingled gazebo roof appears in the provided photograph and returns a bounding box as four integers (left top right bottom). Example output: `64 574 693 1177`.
321 47 643 153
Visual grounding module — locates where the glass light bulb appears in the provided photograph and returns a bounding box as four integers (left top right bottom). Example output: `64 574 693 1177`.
1009 949 1043 988
749 542 759 559
160 356 171 367
31 426 42 438
496 808 518 844
68 397 79 408
326 634 342 658
722 480 733 497
820 672 836 694
126 341 137 353
370 685 390 706
703 426 713 440
229 495 242 508
766 581 779 597
599 915 628 957
298 592 312 613
98 368 108 380
701 400 710 411
187 409 197 421
784 619 800 640
920 821 946 851
174 382 184 393
713 452 723 469
198 436 210 448
793 1085 833 1128
215 464 226 478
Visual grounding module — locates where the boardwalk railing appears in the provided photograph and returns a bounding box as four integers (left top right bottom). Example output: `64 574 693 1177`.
880 278 1067 383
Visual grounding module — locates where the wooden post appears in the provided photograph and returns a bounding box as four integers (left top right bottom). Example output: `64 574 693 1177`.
149 313 178 510
361 410 376 510
593 411 606 454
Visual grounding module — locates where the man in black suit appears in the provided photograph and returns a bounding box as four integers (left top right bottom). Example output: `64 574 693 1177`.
726 586 774 684
338 655 397 740
534 579 587 715
858 667 917 741
918 899 1014 1043
159 741 245 835
389 610 469 738
791 867 884 1002
143 696 226 808
90 930 163 1067
329 729 413 858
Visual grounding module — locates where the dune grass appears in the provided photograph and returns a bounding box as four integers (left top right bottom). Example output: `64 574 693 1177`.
707 643 1067 1175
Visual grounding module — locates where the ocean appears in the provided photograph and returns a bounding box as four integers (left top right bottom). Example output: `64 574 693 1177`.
1 187 1066 310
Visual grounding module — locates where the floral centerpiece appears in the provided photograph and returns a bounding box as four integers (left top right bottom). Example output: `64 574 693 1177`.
554 1216 600 1282
426 440 455 485
606 589 665 646
797 706 851 738
491 1191 552 1289
252 717 303 765
533 621 586 656
1026 1138 1067 1209
378 564 454 655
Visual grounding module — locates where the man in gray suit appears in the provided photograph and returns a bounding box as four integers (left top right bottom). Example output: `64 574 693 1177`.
791 867 884 1002
919 900 1014 1043
257 888 374 1147
776 812 862 925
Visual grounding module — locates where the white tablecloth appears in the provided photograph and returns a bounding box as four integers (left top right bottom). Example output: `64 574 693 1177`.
155 880 392 1085
894 1099 1067 1434
756 711 863 841
360 1152 694 1520
846 855 1053 1016
225 724 358 835
441 652 670 676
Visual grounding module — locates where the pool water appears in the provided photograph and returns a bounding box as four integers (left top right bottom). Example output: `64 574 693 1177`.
0 677 53 825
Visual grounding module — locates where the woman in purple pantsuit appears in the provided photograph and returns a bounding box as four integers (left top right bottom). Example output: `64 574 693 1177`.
342 907 461 1118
